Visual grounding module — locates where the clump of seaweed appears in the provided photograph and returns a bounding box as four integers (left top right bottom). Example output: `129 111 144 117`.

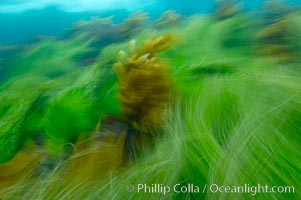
116 12 149 42
63 117 128 184
0 141 44 192
66 16 114 38
67 12 148 45
65 16 116 50
63 13 148 64
255 0 297 62
78 16 112 30
214 0 241 20
154 10 182 29
114 34 174 130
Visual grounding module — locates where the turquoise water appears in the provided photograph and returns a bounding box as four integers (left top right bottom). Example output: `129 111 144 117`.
0 0 300 45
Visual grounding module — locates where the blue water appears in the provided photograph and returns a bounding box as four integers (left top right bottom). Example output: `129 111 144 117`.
0 0 300 45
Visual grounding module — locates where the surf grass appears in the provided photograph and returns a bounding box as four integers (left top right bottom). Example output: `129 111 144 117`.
1 14 301 199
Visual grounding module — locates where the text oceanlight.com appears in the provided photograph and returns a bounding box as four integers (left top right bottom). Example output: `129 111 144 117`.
126 183 295 196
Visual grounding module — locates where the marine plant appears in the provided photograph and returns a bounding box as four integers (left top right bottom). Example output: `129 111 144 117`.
63 13 149 64
214 0 241 20
117 12 149 41
255 0 298 62
154 10 182 30
114 34 174 129
0 6 301 200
